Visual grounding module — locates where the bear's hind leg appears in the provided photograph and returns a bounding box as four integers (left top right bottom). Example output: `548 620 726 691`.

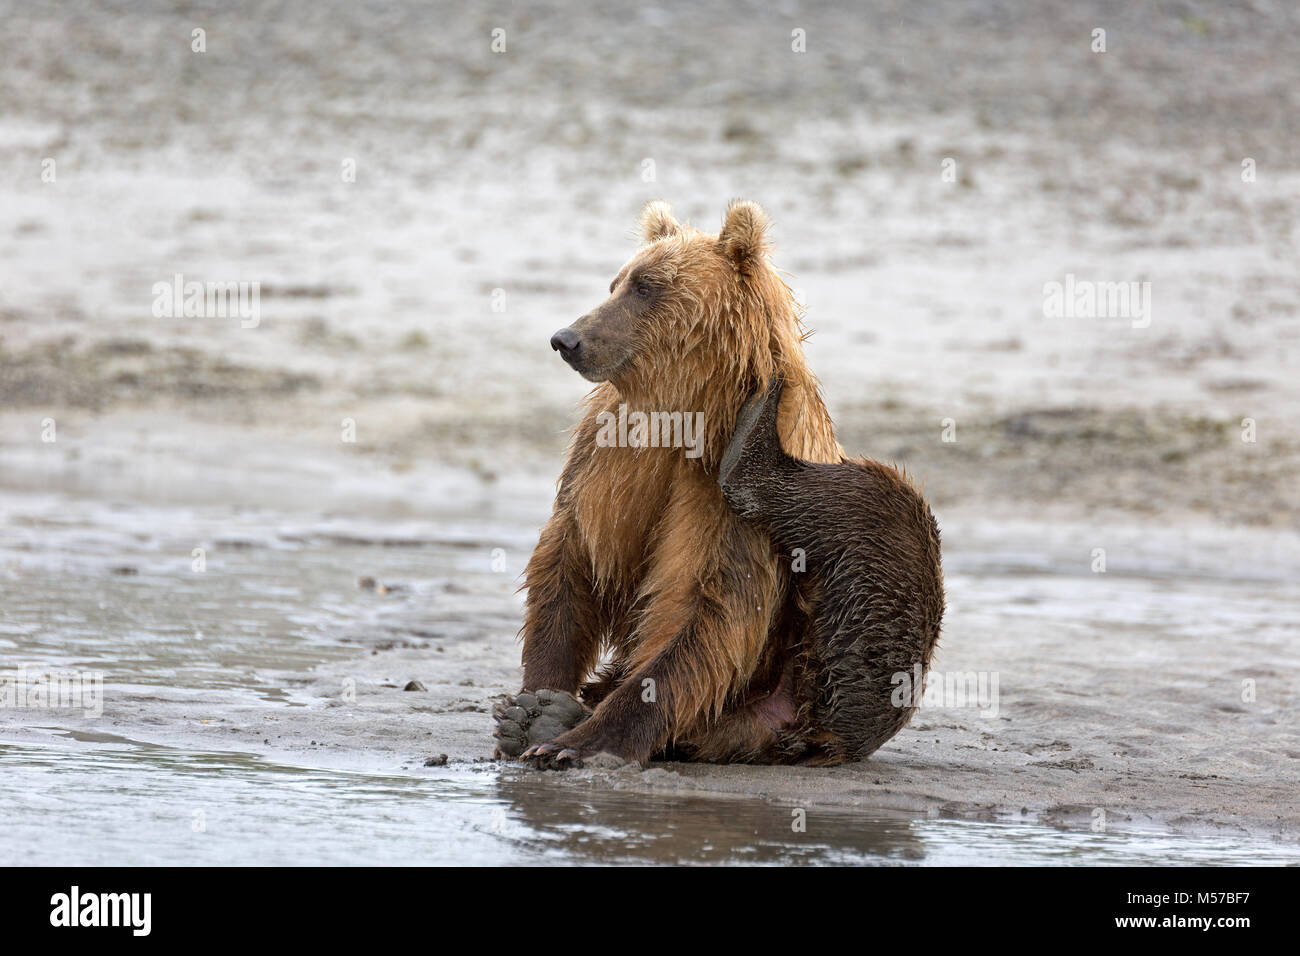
718 375 800 523
719 376 945 763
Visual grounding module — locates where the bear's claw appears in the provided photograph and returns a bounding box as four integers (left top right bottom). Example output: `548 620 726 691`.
519 742 584 770
492 688 590 760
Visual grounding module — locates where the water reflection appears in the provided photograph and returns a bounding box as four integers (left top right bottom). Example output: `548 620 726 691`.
4 737 1295 866
492 769 927 864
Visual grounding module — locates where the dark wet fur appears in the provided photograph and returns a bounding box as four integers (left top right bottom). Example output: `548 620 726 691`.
717 376 945 762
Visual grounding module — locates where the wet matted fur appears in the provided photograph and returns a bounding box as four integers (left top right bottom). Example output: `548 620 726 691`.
504 200 943 768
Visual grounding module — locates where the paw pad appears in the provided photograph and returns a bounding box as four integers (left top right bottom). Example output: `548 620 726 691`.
492 688 588 759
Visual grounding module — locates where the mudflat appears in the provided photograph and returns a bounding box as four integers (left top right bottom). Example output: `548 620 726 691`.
1 0 1297 858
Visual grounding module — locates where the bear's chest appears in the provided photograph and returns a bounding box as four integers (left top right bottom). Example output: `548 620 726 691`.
571 445 680 586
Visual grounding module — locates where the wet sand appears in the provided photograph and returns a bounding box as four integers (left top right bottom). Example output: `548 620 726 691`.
2 425 1297 852
1 0 1298 859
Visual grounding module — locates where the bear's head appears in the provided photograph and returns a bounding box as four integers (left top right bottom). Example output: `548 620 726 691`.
549 200 800 407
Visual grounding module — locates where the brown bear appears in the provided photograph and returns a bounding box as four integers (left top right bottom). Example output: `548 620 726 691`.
493 199 943 767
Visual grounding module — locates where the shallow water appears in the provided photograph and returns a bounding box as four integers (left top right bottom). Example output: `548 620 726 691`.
2 473 1298 866
3 734 1295 866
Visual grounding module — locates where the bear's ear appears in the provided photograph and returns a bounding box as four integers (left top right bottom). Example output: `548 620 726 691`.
638 200 680 243
717 199 771 271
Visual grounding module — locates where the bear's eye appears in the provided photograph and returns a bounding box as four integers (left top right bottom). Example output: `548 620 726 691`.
633 280 653 299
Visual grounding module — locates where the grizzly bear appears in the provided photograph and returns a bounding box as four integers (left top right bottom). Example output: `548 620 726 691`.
493 200 944 767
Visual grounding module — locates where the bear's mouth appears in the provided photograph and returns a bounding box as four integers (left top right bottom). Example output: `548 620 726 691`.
550 330 626 383
555 345 603 380
569 359 623 384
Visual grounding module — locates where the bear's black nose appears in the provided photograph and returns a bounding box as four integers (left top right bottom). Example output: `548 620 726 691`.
550 327 581 358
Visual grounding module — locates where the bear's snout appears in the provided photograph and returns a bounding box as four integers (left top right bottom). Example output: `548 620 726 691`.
550 327 582 364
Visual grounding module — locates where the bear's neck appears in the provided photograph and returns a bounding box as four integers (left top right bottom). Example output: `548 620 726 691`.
603 374 743 474
602 300 840 473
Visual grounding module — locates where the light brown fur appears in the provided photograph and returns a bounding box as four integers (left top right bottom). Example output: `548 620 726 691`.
517 200 843 764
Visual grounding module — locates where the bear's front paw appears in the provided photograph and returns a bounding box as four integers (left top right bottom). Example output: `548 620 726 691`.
492 688 589 760
519 722 635 771
518 741 587 770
